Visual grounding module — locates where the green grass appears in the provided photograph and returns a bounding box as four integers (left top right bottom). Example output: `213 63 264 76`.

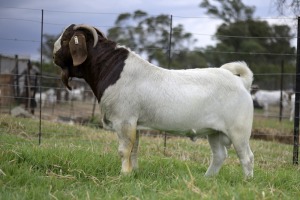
253 108 294 133
1 114 300 199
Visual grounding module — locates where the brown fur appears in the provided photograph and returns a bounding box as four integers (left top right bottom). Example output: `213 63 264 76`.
53 24 129 102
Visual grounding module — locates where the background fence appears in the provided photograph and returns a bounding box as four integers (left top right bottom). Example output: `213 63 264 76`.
0 7 299 163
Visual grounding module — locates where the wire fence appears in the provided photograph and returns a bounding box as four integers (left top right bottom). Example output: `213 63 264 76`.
0 7 299 163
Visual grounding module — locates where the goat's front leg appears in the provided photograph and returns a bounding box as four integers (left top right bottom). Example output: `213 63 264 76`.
117 121 137 174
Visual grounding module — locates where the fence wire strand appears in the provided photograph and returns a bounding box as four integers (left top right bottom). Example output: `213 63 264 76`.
0 7 299 163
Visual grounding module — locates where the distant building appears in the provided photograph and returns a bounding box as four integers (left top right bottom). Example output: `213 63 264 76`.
0 54 40 113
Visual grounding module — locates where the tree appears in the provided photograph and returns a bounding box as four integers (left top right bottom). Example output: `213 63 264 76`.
35 34 64 94
199 0 255 23
37 33 61 76
274 0 300 16
40 34 59 62
199 0 296 89
107 10 201 69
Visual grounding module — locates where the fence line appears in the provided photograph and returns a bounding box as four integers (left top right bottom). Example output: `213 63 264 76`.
2 6 298 20
0 7 299 163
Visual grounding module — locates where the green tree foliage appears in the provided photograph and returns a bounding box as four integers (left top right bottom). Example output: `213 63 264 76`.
37 34 60 76
200 0 255 23
40 34 58 63
274 0 300 15
107 10 203 69
39 2 296 89
200 0 296 89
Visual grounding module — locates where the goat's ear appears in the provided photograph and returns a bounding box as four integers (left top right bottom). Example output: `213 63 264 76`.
69 33 87 66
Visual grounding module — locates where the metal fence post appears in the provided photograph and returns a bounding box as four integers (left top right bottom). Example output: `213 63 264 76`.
38 9 44 145
15 55 19 99
293 17 300 165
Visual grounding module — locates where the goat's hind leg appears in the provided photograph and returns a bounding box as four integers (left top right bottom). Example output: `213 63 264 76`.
205 132 229 177
235 143 254 178
231 135 254 178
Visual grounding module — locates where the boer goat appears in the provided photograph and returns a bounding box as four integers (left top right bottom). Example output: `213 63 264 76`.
53 24 254 178
252 90 289 117
35 88 56 107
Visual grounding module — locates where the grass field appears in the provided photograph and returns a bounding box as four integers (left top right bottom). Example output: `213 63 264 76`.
1 114 300 199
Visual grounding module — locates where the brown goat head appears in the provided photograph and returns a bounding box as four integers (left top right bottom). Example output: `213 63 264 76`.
53 24 105 90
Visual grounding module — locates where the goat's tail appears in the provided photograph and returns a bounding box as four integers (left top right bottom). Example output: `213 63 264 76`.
220 61 253 91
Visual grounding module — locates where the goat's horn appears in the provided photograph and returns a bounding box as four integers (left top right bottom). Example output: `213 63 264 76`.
73 24 98 48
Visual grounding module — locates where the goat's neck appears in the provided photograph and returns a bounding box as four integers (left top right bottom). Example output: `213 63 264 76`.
83 44 130 102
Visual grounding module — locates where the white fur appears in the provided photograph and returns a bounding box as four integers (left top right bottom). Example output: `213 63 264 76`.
60 87 86 102
35 89 57 107
100 51 254 178
53 34 62 55
220 61 253 91
252 90 289 117
69 87 85 101
290 93 295 121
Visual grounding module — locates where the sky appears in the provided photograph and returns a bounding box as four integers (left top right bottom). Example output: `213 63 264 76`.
0 0 297 61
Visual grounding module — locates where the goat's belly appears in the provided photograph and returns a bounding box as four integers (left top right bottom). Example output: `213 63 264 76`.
137 104 228 131
137 125 215 137
137 112 223 135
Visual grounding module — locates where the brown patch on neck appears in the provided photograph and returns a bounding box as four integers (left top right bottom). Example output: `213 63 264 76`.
83 39 129 102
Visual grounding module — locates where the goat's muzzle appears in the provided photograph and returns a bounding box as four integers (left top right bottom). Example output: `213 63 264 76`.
53 54 72 90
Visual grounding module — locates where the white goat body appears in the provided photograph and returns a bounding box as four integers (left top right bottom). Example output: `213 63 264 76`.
102 57 252 136
34 92 47 107
35 88 57 107
101 54 254 177
252 90 289 116
53 24 254 178
290 93 295 121
70 87 85 101
61 87 85 101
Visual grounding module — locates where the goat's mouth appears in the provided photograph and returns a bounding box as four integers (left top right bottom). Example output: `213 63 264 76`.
61 69 72 90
